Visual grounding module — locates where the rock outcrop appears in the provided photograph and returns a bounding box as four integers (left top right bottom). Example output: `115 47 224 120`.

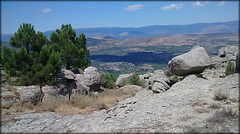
116 74 131 88
208 45 239 77
218 45 238 58
14 86 43 105
2 72 238 133
71 67 84 74
117 85 143 95
168 45 211 76
151 78 171 93
139 70 173 93
39 67 100 103
83 66 101 91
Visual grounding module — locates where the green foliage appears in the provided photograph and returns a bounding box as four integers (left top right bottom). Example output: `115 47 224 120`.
101 73 116 89
172 75 179 83
129 73 145 88
50 24 90 69
225 61 235 76
1 23 61 86
9 23 48 54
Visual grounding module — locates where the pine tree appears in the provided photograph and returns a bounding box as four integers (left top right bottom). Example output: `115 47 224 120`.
1 23 62 102
50 24 90 70
9 23 47 54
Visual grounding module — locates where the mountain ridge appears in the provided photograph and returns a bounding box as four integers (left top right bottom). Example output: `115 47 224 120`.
1 20 238 42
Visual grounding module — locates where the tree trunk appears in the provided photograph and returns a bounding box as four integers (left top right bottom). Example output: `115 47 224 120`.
39 85 44 102
26 43 30 54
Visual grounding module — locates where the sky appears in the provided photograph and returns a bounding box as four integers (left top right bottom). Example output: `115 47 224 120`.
1 1 239 34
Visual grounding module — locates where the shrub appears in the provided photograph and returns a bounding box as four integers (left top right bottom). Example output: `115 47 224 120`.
172 75 179 83
23 101 34 110
214 90 228 100
101 73 116 89
1 101 11 109
40 100 59 112
69 95 89 109
96 102 108 110
225 61 235 76
207 107 237 123
129 73 145 88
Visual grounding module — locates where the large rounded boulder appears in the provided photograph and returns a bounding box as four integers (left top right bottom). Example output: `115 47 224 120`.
168 45 211 76
83 66 101 91
116 74 131 88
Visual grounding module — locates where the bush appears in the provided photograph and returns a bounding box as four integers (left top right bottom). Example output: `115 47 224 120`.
39 99 63 112
69 95 90 109
96 102 108 110
225 61 235 76
128 73 145 88
214 90 228 100
172 75 179 83
101 73 116 89
207 107 237 123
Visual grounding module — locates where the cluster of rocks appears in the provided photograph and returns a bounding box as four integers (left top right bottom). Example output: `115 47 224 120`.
115 45 239 94
115 69 174 93
211 45 239 71
1 66 102 106
43 66 102 102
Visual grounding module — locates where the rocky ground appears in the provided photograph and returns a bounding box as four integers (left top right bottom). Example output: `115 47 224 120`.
1 45 239 133
1 72 239 133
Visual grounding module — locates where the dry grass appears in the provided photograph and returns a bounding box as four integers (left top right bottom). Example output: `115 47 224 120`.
33 89 136 115
207 107 238 123
194 108 210 113
67 89 127 113
38 101 59 112
208 103 221 109
1 88 138 115
10 101 34 112
1 101 11 109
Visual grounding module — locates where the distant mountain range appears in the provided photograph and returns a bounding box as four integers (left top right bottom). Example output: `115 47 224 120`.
1 20 238 42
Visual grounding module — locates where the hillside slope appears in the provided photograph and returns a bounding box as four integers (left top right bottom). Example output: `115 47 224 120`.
1 20 238 42
1 73 238 133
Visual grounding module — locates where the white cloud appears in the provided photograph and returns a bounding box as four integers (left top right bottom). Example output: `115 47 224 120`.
42 8 52 14
192 1 205 8
161 3 184 10
204 1 210 4
217 1 226 6
125 4 144 11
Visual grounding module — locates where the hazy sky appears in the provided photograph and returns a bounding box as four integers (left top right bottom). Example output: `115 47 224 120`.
1 1 239 34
